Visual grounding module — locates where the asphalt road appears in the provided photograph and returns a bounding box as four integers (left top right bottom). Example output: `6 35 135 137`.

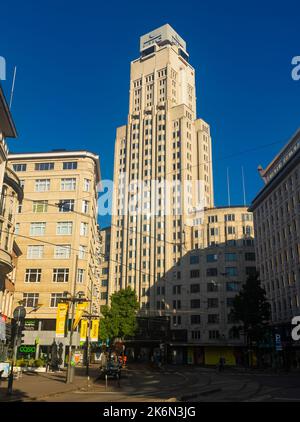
42 365 300 402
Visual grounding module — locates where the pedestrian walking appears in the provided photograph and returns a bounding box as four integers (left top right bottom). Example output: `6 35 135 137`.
99 350 108 371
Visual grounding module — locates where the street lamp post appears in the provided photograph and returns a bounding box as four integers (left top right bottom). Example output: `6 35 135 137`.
86 319 90 377
64 290 92 384
7 305 26 395
82 312 100 378
66 254 78 384
64 290 89 383
66 295 76 384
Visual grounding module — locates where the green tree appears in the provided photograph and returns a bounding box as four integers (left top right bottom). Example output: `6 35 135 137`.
99 287 139 342
230 273 271 364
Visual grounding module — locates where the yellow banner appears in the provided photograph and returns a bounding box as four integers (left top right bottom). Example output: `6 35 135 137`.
80 320 88 342
73 302 88 330
55 303 68 337
90 319 99 342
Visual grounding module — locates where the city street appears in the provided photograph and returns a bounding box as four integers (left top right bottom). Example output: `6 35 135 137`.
2 364 300 402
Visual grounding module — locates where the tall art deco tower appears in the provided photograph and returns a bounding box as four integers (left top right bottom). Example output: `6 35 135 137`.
109 24 214 312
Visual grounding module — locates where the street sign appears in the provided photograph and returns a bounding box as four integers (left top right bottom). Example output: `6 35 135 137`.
0 362 10 378
13 306 26 320
24 320 37 331
73 352 82 365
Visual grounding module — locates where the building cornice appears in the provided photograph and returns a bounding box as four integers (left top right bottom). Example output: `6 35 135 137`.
204 205 250 212
0 84 17 138
4 166 23 202
249 148 300 211
260 128 300 181
8 150 101 183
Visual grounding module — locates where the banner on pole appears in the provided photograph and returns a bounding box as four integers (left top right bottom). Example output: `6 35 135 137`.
80 319 88 342
55 303 68 337
90 320 99 342
73 302 88 330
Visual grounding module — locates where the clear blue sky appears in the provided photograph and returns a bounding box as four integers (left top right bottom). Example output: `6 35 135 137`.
1 0 299 228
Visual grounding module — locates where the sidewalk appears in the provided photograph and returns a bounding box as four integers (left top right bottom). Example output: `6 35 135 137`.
0 365 99 402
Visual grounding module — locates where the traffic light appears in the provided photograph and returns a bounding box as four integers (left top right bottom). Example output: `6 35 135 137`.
12 317 26 347
16 332 25 347
10 319 17 347
19 317 25 331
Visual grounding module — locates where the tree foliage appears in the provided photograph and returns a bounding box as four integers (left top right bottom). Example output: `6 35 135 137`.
230 273 271 343
99 287 139 341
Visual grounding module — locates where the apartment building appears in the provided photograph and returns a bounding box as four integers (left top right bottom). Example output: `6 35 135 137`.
250 128 300 358
153 206 255 365
109 24 214 310
0 85 23 360
7 150 101 359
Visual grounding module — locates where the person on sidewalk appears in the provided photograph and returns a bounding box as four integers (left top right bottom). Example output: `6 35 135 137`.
99 350 108 371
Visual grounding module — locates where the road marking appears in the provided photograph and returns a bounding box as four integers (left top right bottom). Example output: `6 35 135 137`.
174 372 188 381
74 391 121 394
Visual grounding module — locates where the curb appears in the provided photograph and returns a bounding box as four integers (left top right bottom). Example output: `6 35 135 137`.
1 383 85 402
30 385 82 401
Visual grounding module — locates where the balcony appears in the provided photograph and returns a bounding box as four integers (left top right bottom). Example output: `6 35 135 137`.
2 168 23 207
0 139 8 162
144 106 152 114
0 168 23 276
0 247 13 276
157 102 165 110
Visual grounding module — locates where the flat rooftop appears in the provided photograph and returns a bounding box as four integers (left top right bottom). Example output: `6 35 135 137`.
140 24 186 53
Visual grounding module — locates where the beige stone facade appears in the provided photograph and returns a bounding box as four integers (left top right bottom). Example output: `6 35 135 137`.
250 128 300 327
0 167 23 320
103 26 258 365
7 150 101 349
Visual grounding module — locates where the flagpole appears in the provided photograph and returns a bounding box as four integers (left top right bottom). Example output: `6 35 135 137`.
9 66 17 109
